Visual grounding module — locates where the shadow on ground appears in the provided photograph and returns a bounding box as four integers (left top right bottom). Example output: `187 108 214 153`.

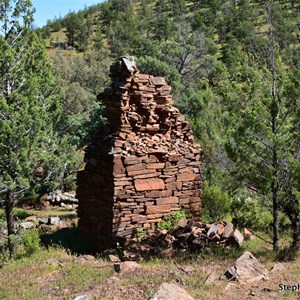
40 226 96 255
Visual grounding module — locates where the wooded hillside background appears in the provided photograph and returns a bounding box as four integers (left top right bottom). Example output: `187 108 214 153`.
1 0 300 251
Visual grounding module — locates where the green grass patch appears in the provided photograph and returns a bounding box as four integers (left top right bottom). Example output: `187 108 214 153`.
0 208 32 221
50 262 113 293
25 207 77 218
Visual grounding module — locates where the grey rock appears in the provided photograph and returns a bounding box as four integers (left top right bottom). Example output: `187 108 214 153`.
48 217 60 225
149 77 166 86
207 223 218 237
38 217 48 225
114 261 140 273
54 194 61 202
204 272 219 285
223 251 269 283
121 56 136 73
223 222 234 238
271 262 286 273
73 295 88 300
151 282 194 300
231 228 244 246
19 222 34 229
47 190 78 205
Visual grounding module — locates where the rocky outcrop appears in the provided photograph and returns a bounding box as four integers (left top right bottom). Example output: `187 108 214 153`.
77 57 202 250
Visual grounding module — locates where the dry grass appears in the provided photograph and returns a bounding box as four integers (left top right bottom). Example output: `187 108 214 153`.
0 207 300 300
0 239 299 300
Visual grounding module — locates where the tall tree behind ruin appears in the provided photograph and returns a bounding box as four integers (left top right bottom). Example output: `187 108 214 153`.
0 0 76 256
226 1 300 251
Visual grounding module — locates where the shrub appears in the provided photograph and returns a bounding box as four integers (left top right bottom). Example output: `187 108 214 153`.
14 209 31 220
0 209 5 220
157 210 187 231
231 189 273 231
15 229 41 258
201 182 231 222
135 227 145 239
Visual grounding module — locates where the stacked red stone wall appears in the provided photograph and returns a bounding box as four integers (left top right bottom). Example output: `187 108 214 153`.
77 57 202 250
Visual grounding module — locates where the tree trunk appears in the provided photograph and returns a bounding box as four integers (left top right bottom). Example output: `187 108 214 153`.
291 0 295 12
5 190 16 257
272 180 279 251
291 219 300 249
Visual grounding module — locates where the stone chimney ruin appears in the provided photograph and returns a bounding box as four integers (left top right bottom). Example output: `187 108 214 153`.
77 57 203 250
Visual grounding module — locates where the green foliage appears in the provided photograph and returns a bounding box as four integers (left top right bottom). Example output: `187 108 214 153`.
0 0 80 257
201 182 231 222
231 191 273 231
53 49 111 147
17 229 41 257
0 210 5 220
14 209 31 220
23 0 300 251
157 210 186 231
0 30 77 195
50 263 113 293
135 227 145 240
6 229 41 259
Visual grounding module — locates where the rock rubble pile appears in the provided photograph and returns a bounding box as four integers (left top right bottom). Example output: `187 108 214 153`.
119 220 245 261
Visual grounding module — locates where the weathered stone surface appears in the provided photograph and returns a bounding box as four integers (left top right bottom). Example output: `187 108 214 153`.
48 217 60 226
147 163 165 169
73 295 88 300
156 197 179 205
108 254 121 262
147 213 164 219
114 261 141 273
165 182 179 190
271 262 286 273
134 172 160 179
151 282 194 300
231 228 244 246
149 77 166 86
205 272 219 285
128 169 153 176
146 205 172 214
224 222 234 238
19 222 35 229
145 190 173 198
223 251 269 283
207 223 218 237
126 163 145 172
168 154 182 162
177 172 197 182
114 156 126 174
134 178 165 191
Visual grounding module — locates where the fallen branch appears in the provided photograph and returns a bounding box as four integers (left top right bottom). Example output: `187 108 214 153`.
246 228 273 245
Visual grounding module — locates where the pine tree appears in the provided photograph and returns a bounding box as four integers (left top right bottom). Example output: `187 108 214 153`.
0 0 76 256
226 1 300 250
